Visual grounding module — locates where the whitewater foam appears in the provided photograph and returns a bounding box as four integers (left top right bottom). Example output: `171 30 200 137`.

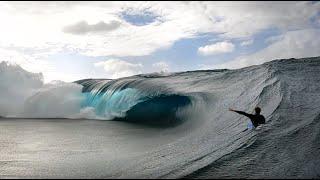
0 61 43 117
0 62 97 119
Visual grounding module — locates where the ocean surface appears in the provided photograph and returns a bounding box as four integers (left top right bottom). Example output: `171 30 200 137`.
0 57 320 178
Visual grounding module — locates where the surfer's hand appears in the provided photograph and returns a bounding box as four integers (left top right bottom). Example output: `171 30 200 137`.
229 108 235 112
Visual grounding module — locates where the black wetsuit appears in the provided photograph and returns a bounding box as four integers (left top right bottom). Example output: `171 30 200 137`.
234 110 265 128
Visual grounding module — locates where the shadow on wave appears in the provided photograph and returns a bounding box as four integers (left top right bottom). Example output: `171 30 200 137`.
113 94 192 127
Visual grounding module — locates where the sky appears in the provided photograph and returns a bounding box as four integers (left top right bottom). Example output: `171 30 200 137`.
0 1 319 83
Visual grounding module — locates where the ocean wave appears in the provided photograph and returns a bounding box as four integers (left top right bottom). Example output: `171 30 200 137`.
0 57 320 178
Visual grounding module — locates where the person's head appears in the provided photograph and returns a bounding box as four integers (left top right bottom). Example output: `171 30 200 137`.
254 107 261 114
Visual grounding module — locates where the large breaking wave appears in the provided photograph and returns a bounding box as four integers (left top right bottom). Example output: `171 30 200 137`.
0 57 320 178
0 62 196 125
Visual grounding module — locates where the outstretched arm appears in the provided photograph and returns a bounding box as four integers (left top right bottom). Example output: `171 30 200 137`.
229 108 251 117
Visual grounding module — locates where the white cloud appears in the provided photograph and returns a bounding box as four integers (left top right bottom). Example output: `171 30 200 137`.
1 1 318 58
152 61 169 73
63 20 121 35
203 29 320 70
0 1 213 57
198 41 234 56
240 39 254 46
0 1 319 82
94 59 143 79
202 1 320 38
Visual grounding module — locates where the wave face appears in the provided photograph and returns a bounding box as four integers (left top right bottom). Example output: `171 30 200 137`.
1 57 320 178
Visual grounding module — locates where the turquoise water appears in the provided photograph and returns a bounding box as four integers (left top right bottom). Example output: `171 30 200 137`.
81 88 148 119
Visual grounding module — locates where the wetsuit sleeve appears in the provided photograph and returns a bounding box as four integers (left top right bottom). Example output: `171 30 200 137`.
234 110 252 118
234 110 257 127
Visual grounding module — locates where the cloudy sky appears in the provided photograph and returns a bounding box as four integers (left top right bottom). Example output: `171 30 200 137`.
0 1 319 82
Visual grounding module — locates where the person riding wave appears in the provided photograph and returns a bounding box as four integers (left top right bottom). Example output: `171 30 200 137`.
229 107 265 128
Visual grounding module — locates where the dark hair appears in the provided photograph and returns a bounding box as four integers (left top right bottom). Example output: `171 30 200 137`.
255 107 261 114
